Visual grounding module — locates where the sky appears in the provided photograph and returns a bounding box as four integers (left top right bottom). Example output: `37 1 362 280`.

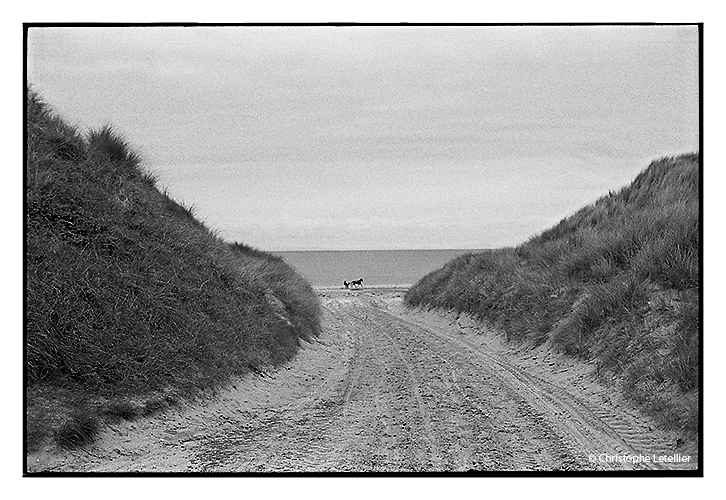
26 25 699 251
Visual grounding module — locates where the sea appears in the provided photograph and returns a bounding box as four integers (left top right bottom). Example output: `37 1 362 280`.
273 249 485 288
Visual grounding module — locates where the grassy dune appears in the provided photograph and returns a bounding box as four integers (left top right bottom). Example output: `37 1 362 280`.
405 154 700 436
25 88 321 450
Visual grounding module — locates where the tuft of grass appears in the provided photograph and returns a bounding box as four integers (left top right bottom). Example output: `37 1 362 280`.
55 410 101 449
405 153 700 436
26 416 49 453
670 293 699 392
103 400 141 423
87 125 142 166
141 395 174 417
25 86 322 448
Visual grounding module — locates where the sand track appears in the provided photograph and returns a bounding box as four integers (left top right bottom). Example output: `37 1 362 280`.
27 289 697 473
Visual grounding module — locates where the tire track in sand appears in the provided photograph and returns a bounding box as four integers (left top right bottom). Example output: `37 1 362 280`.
381 301 691 471
32 289 695 473
344 305 443 470
365 304 588 471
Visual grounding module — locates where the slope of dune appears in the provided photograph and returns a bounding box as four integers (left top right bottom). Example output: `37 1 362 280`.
405 153 700 436
26 88 321 450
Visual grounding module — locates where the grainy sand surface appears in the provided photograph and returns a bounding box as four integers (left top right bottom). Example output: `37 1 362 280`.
27 288 697 473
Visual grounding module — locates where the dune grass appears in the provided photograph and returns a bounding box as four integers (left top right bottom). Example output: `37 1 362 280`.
405 153 700 436
25 87 322 450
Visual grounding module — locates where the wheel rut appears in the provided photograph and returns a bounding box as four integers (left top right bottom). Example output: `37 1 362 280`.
47 289 694 473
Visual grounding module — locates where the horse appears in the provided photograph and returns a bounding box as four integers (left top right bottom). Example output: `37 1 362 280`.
343 280 349 289
349 278 363 289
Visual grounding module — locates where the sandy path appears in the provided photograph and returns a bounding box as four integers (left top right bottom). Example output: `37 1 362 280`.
26 289 697 473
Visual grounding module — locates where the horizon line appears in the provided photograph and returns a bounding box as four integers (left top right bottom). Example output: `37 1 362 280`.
269 247 491 252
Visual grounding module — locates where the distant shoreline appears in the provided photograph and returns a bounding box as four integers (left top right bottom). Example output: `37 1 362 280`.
314 285 410 292
274 249 486 254
276 249 476 290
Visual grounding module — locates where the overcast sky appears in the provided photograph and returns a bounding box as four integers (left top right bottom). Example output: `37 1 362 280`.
27 25 699 250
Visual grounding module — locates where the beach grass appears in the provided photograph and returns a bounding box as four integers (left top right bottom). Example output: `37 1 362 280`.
25 87 321 450
405 153 700 436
